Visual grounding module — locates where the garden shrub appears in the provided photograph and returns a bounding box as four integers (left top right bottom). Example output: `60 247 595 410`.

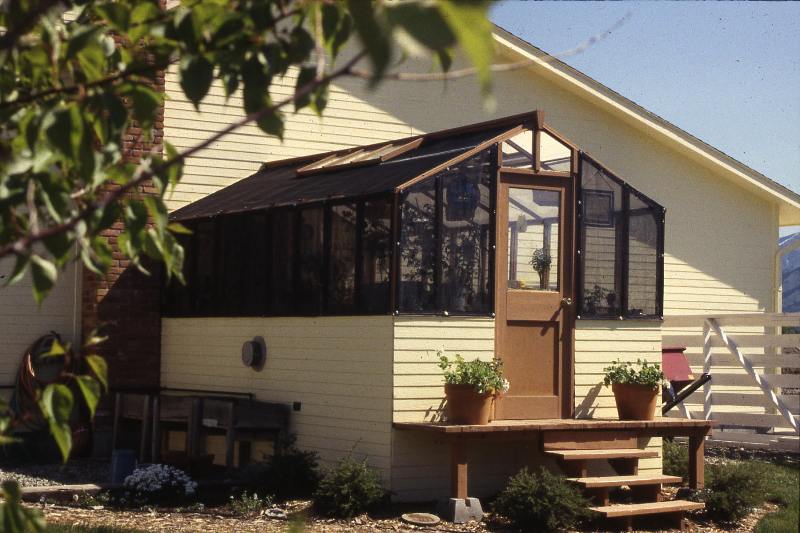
492 467 592 531
246 443 321 500
123 464 197 504
700 461 768 523
313 457 385 518
662 438 689 481
229 491 273 517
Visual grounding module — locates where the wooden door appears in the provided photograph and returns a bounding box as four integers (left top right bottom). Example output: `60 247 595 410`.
494 172 574 420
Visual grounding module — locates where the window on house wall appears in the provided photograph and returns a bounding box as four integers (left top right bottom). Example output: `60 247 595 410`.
440 150 493 313
360 198 392 313
398 148 495 314
297 207 324 314
195 219 217 315
501 129 534 168
578 154 664 319
328 203 357 313
399 180 437 312
241 212 268 315
269 209 296 315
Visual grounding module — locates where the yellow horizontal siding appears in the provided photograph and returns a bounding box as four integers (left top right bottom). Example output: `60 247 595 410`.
160 316 394 475
0 258 80 384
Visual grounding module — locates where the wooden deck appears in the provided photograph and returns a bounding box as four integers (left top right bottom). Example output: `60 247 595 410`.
394 417 715 507
394 418 714 434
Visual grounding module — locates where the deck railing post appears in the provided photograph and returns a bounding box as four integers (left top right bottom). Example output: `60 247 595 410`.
702 320 712 422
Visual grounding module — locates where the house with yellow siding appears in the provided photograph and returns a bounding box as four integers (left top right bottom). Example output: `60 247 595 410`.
2 24 798 518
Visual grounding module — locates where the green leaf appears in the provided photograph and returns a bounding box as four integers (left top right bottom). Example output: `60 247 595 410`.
77 41 107 82
241 57 270 115
46 105 84 159
75 375 101 418
38 338 66 359
168 222 192 235
164 142 183 191
3 254 29 286
29 255 57 305
438 1 494 94
294 66 316 111
85 355 108 391
94 2 131 32
255 110 284 139
180 54 214 108
39 384 73 462
386 3 456 51
120 83 162 130
66 25 101 59
347 0 391 85
143 195 168 232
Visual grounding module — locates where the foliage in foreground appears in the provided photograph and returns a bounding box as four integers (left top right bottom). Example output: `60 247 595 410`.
753 461 799 533
700 461 769 523
602 358 665 389
229 491 273 518
662 438 689 481
246 442 321 500
492 467 592 532
122 464 197 504
313 457 385 518
438 353 509 394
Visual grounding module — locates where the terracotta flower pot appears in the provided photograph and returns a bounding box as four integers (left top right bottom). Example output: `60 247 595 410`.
444 384 494 425
611 383 659 420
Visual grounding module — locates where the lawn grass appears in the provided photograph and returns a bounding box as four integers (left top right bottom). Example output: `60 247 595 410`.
752 460 800 533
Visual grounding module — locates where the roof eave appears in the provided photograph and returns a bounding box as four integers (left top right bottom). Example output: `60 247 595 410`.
491 25 800 226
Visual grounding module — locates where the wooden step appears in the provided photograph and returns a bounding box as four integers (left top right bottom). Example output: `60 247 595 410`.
591 500 705 518
545 448 659 461
569 474 682 488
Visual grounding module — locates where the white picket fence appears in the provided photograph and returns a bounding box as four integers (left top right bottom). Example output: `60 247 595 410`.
663 313 800 451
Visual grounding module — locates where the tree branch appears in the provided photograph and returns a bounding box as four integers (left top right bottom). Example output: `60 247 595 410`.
0 50 368 261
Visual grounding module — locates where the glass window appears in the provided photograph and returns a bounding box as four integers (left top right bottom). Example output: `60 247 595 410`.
507 188 561 291
328 203 357 313
269 209 295 315
219 215 246 315
399 180 437 312
627 195 659 317
579 155 663 318
195 219 217 315
501 129 533 169
297 207 324 314
580 159 624 316
441 151 493 312
241 212 268 315
361 198 392 313
539 131 571 172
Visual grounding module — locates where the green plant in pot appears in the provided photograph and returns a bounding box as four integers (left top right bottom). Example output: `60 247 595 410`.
439 354 509 425
603 359 666 420
530 248 552 290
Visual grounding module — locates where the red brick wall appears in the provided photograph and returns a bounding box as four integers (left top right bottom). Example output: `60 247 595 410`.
81 71 165 390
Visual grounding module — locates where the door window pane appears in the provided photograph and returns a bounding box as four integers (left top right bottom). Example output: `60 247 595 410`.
399 180 437 311
441 151 493 313
507 188 561 291
361 198 392 313
328 203 357 313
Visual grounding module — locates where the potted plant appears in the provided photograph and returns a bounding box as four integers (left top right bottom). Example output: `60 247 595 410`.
438 354 509 425
602 359 666 420
530 248 552 290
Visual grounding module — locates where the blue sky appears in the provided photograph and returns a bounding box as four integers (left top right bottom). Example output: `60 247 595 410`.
490 2 800 201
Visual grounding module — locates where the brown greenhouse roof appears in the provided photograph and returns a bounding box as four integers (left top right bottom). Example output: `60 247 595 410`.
169 112 540 221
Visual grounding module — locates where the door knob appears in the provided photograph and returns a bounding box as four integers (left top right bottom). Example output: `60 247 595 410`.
560 297 573 307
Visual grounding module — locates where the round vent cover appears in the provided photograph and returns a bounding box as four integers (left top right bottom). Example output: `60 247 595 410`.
241 336 266 370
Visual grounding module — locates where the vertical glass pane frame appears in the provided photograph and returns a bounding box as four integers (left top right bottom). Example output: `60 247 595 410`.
576 152 665 320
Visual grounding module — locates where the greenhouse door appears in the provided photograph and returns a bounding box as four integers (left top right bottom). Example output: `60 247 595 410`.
494 173 574 420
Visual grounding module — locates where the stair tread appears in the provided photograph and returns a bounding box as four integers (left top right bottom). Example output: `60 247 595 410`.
591 500 705 518
545 448 659 460
568 474 682 488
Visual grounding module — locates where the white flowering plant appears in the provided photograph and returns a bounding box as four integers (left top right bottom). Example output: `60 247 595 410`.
123 464 198 504
438 353 510 395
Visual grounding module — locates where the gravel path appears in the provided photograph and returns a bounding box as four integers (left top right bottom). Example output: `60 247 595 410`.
0 459 110 487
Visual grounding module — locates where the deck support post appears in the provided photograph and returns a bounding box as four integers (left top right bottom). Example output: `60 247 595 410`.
688 430 706 489
450 438 468 500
